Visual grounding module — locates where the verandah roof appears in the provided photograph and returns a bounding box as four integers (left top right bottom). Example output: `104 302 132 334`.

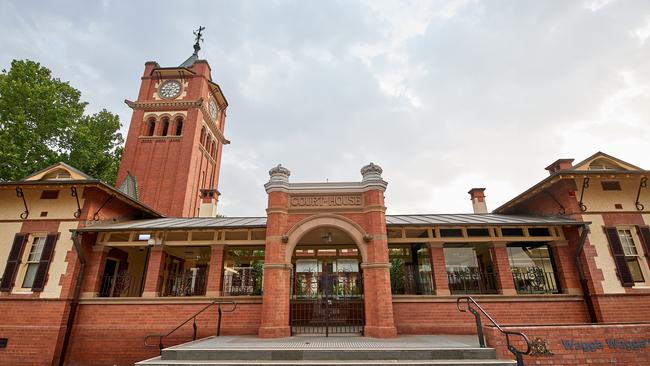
74 213 584 233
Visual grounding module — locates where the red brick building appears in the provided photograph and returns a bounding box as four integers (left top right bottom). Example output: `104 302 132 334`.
1 46 650 366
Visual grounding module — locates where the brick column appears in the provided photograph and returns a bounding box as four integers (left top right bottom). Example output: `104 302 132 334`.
80 245 110 298
206 244 225 297
549 240 582 295
490 242 516 295
361 187 397 338
259 170 292 338
428 242 450 295
142 246 166 298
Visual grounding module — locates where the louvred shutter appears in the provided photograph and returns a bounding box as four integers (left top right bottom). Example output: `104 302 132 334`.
31 233 59 292
0 234 28 291
604 227 634 287
636 226 650 264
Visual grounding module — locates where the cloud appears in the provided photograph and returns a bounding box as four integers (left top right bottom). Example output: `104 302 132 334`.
2 0 650 216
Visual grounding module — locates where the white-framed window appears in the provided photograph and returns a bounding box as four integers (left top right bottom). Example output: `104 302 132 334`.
21 235 46 288
617 229 645 283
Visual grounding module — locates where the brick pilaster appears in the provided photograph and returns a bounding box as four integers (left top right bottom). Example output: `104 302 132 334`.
206 244 225 297
80 245 109 298
491 242 517 295
142 246 166 298
428 243 450 295
549 240 582 295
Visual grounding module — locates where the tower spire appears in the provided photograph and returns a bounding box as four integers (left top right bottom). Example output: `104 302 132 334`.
180 26 206 68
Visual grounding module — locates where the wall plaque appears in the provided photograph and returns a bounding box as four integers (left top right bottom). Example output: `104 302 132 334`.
289 195 362 209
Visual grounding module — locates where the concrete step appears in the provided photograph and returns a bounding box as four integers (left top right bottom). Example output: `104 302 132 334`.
160 348 499 361
137 358 517 366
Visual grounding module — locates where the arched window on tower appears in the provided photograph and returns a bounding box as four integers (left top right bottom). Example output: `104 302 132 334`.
146 118 156 136
211 140 216 157
200 127 206 146
175 117 184 136
213 141 218 159
161 117 170 136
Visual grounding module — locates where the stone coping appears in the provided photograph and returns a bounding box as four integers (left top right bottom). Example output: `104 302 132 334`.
78 296 263 305
392 294 584 302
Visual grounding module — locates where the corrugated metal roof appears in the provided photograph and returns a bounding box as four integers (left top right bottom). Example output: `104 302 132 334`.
76 213 582 232
385 214 583 226
77 217 267 232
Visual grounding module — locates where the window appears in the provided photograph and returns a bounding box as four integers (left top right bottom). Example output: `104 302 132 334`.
589 158 622 170
40 190 60 199
618 229 645 282
388 244 432 295
43 170 71 180
22 236 46 288
200 127 206 146
175 117 183 136
444 244 497 294
601 181 622 191
507 243 560 294
146 119 156 136
161 118 169 136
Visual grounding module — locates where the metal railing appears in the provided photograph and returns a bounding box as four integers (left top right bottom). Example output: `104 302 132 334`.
457 296 531 366
447 269 499 294
511 267 559 294
163 271 207 297
99 272 140 297
390 265 433 295
222 267 263 296
144 299 236 354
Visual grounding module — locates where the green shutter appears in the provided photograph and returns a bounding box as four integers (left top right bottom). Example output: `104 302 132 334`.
604 227 634 287
0 234 28 291
31 233 59 292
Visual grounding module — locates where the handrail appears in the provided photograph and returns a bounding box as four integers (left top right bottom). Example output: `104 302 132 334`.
457 296 531 366
144 299 236 354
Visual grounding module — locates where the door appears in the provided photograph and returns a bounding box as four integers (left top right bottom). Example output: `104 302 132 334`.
290 262 364 336
99 258 119 297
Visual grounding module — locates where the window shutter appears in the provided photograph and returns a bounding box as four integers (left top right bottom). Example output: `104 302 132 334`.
636 226 650 263
604 227 634 287
0 233 28 291
31 233 59 292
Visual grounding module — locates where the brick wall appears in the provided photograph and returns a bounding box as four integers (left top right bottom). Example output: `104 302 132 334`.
485 323 650 365
0 299 71 366
393 297 590 334
64 301 261 366
592 293 650 322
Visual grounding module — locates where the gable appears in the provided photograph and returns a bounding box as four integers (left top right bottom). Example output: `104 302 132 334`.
22 162 93 182
572 152 642 172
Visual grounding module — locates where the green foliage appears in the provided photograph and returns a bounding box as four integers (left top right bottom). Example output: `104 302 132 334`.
0 60 123 184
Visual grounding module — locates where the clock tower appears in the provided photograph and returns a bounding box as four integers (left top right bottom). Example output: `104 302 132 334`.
116 28 228 217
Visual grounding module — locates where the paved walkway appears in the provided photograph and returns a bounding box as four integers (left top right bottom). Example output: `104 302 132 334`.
170 335 481 350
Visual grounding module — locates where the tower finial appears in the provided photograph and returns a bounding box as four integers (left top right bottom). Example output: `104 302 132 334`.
192 26 205 55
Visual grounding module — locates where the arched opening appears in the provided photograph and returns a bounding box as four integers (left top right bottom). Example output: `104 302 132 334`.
289 225 364 336
200 127 206 146
146 118 156 136
174 117 183 136
161 117 170 136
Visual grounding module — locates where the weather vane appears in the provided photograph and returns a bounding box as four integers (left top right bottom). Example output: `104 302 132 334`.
193 26 205 55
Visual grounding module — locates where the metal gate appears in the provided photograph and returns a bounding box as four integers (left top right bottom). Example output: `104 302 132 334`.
290 272 364 336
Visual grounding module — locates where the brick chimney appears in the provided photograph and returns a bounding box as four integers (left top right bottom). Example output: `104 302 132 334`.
545 158 574 175
468 188 487 214
198 189 220 217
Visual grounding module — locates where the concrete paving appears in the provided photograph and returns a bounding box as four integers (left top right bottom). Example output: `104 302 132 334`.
168 335 481 351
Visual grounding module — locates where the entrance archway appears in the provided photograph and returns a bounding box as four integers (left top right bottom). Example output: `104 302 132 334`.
289 224 365 336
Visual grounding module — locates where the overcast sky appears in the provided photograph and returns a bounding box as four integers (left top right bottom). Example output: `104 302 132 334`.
2 0 650 217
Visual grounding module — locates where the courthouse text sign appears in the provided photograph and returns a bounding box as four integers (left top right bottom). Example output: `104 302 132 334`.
289 195 362 209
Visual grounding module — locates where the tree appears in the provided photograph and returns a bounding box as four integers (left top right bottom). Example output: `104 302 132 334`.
0 59 123 184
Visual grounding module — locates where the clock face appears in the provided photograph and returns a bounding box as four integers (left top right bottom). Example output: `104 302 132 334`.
159 80 181 99
209 99 218 119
